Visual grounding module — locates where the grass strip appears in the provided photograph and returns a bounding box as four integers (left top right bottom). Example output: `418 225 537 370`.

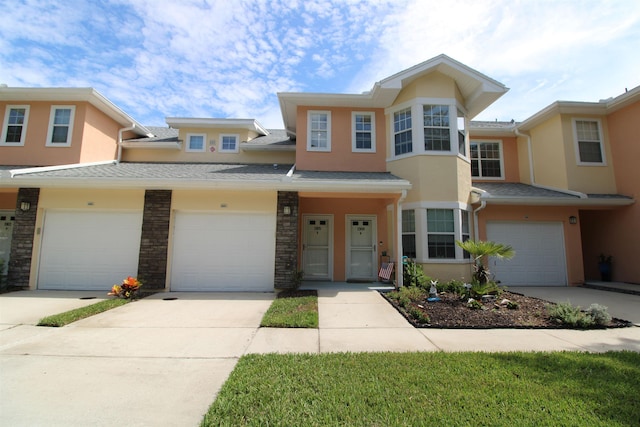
260 291 318 328
203 351 640 426
37 298 130 327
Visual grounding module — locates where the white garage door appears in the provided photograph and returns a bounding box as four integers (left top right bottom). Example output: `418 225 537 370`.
486 221 567 286
170 212 275 291
38 211 143 290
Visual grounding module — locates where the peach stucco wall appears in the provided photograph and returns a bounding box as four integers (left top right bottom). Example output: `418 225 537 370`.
295 106 387 172
580 101 640 283
299 195 396 281
469 136 520 183
477 204 584 286
0 191 18 211
0 101 119 166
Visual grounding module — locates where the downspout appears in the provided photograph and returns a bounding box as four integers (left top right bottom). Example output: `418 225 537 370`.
117 124 136 164
396 190 407 288
473 200 487 241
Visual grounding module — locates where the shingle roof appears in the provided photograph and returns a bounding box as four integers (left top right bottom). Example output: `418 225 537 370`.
244 129 294 146
473 182 579 198
292 170 406 182
126 126 179 142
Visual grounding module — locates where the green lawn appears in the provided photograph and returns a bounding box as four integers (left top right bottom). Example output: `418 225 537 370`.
202 351 640 426
37 298 130 327
260 291 318 328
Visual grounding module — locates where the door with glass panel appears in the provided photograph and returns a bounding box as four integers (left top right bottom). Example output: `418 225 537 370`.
302 215 332 280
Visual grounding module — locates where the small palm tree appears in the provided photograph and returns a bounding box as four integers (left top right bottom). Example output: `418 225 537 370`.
456 240 515 284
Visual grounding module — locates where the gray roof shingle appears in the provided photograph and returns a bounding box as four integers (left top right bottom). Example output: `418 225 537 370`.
473 182 579 198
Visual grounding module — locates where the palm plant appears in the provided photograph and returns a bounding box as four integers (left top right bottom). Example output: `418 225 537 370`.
456 240 515 284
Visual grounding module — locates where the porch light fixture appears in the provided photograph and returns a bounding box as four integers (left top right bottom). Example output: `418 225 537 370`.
283 206 291 215
569 216 578 225
20 201 30 212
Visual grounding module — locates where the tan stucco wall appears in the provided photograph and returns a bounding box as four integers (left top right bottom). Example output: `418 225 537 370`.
295 106 387 172
171 189 277 213
393 72 462 106
0 101 121 166
388 155 470 204
529 115 569 189
477 204 584 286
417 262 472 284
560 114 617 194
517 134 533 184
299 195 394 281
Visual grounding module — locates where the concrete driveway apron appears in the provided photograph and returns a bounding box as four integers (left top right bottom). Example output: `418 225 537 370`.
0 292 275 427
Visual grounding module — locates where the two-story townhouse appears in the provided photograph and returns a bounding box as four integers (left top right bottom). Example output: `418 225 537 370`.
0 87 151 278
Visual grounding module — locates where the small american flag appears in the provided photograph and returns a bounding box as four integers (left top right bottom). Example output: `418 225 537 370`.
378 262 394 281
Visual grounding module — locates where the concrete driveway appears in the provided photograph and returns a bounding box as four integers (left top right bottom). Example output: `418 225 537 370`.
1 286 639 426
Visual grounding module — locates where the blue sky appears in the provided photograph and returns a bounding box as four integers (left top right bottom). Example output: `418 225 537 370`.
1 0 639 129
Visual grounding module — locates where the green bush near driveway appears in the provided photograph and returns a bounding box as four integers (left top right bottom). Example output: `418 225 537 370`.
37 298 130 327
202 351 640 426
260 290 318 328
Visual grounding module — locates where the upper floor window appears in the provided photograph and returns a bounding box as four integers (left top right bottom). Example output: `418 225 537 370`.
220 134 239 153
352 112 375 152
573 119 605 164
46 106 75 146
186 133 206 152
426 208 456 259
2 105 30 145
471 141 503 178
308 111 331 151
394 108 412 155
423 105 450 151
402 210 416 259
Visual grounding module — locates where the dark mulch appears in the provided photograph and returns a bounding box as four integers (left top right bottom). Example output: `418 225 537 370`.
382 290 632 329
277 289 318 298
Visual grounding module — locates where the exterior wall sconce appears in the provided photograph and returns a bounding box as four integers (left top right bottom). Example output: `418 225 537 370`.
283 206 291 215
569 216 578 225
20 201 31 212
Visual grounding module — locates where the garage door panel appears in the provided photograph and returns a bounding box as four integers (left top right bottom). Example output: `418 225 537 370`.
487 221 567 286
38 211 142 290
171 212 275 291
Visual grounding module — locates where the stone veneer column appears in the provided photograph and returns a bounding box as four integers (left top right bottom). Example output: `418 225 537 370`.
137 190 172 290
7 188 40 288
274 191 299 289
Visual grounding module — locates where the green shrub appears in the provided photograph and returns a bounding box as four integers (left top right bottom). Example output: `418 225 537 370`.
439 279 466 295
586 304 612 326
506 301 519 310
547 302 595 328
469 281 503 299
407 306 430 324
398 295 411 309
398 285 424 302
403 259 429 288
467 299 484 310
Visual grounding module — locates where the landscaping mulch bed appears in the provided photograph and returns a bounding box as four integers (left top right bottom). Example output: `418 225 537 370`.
382 290 632 329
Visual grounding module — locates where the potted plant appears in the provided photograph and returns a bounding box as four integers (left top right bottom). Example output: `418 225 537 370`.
598 254 612 282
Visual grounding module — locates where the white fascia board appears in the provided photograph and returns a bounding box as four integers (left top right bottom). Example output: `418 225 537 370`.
240 144 295 152
165 117 269 135
605 84 640 113
120 140 182 150
9 161 116 178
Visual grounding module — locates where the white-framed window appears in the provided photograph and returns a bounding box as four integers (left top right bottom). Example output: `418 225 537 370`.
186 133 206 152
2 105 30 145
423 104 450 151
393 107 412 155
307 111 331 151
573 119 605 165
352 112 375 152
471 140 503 179
46 105 75 146
461 210 470 259
219 134 239 153
457 109 467 156
402 210 416 259
426 209 456 259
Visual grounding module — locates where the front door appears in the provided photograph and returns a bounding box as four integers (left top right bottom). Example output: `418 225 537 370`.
0 211 15 276
347 216 376 280
302 215 332 280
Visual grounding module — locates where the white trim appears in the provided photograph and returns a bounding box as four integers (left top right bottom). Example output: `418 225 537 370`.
165 117 268 135
345 215 377 280
470 139 505 180
186 133 206 152
10 160 116 177
46 105 75 147
307 110 331 152
402 201 469 210
351 111 376 153
572 118 607 166
1 105 30 145
219 133 240 153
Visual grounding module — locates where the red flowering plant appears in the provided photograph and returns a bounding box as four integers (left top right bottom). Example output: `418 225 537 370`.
108 276 142 299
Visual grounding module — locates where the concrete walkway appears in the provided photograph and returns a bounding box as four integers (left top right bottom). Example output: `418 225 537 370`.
1 285 639 426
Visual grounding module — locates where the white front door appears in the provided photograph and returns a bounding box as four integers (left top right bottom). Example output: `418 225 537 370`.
346 216 377 280
302 215 332 280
